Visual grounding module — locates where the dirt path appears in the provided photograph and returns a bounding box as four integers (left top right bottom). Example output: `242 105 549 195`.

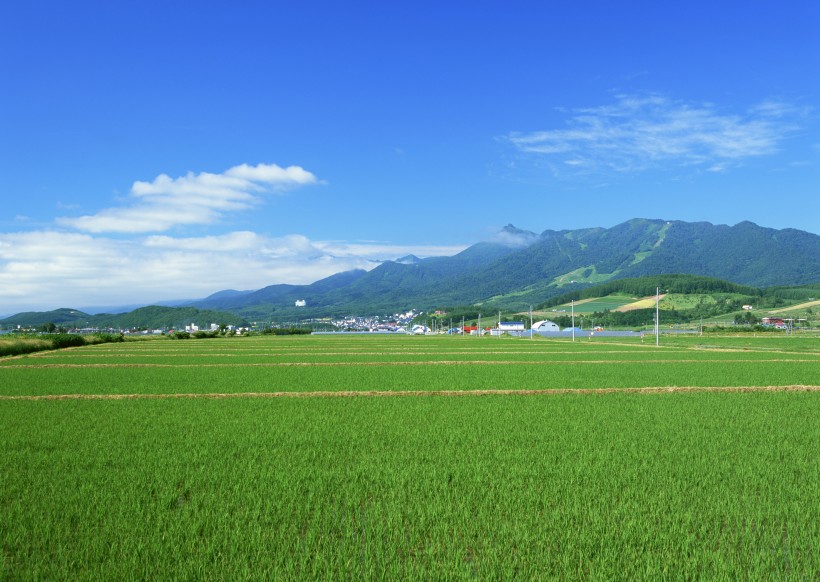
2 385 818 400
3 357 820 370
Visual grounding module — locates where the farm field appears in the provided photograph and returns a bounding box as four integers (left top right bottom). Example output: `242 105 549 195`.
545 294 637 314
1 334 818 579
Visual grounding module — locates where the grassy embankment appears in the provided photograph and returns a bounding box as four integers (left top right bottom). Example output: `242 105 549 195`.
0 333 127 358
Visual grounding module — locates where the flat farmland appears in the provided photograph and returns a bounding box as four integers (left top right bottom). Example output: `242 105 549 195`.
1 334 818 579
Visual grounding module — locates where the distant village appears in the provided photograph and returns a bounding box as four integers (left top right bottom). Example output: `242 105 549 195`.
1 297 804 337
321 309 568 335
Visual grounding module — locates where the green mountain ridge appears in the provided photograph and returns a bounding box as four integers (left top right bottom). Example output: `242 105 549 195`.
3 219 820 324
195 218 819 319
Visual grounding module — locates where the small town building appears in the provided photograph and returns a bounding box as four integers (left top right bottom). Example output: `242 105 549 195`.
531 320 560 332
761 317 788 329
498 321 525 332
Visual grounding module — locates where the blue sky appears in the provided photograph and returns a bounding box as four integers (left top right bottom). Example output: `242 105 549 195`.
1 1 818 313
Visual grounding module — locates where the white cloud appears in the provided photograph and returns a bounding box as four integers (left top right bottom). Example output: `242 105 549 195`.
143 231 266 252
225 163 317 184
57 163 319 234
489 230 538 248
313 240 468 259
506 95 807 177
0 230 467 314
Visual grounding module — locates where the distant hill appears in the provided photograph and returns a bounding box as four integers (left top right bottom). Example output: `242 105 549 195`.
532 274 820 327
199 289 255 302
193 269 370 314
188 240 524 318
1 305 248 330
537 274 762 309
1 308 92 327
186 219 820 318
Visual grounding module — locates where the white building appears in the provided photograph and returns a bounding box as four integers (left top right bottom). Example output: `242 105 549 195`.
498 321 525 332
295 299 307 307
531 320 560 332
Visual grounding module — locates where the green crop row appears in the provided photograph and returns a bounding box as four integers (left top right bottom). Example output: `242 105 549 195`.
1 359 818 398
15 332 810 357
11 349 819 367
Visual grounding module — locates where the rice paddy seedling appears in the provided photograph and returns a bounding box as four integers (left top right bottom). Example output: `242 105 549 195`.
1 334 818 579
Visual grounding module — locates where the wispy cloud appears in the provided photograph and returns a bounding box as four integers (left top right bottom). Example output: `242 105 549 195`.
505 94 807 177
0 230 467 313
57 163 319 233
488 228 539 248
313 240 468 259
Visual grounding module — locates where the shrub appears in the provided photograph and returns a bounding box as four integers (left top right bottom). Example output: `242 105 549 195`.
192 330 218 339
0 338 52 357
93 332 125 343
46 334 88 349
260 327 312 336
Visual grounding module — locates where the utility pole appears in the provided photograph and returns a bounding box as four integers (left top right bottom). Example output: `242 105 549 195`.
530 305 533 340
571 300 575 342
656 286 660 347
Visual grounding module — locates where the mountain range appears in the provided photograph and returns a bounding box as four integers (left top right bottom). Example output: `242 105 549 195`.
3 218 819 326
187 218 820 319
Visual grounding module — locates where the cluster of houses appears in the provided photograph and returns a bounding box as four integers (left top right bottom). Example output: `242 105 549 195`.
760 317 790 329
329 311 419 332
411 320 565 335
183 323 241 333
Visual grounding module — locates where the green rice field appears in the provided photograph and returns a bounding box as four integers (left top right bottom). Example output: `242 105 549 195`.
1 334 818 579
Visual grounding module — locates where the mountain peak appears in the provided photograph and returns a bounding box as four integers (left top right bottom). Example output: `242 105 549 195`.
395 254 421 265
493 224 539 247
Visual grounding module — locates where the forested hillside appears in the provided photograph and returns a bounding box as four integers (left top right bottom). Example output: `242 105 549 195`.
184 219 820 319
1 306 248 330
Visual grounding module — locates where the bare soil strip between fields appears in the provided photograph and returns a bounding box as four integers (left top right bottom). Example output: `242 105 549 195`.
24 349 820 360
3 358 818 369
55 345 820 356
29 350 662 358
2 385 818 401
